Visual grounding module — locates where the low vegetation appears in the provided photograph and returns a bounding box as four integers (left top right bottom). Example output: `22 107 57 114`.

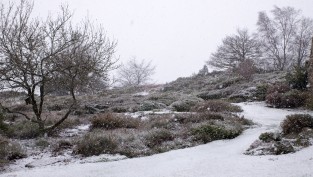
246 114 313 156
281 114 313 135
0 135 26 167
192 124 242 143
91 113 141 130
74 132 118 157
192 100 243 113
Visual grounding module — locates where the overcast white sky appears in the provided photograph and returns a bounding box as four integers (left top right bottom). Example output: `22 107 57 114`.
5 0 313 83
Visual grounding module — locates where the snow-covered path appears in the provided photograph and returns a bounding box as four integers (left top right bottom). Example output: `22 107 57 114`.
2 102 313 177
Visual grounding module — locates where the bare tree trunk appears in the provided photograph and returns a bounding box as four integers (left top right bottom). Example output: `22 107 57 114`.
308 37 313 92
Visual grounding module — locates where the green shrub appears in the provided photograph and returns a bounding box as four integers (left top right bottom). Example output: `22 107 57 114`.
192 100 242 113
286 66 308 90
255 84 269 101
281 114 313 135
145 129 174 148
191 124 242 143
91 113 141 130
259 132 281 142
74 132 118 157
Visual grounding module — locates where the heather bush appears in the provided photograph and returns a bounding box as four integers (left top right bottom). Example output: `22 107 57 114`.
149 115 172 129
281 114 313 135
191 124 242 143
233 59 257 80
7 120 40 139
192 100 242 113
266 83 290 94
91 113 141 130
139 101 166 111
174 113 224 124
266 89 306 108
74 132 117 157
170 99 201 112
145 129 174 148
0 135 26 165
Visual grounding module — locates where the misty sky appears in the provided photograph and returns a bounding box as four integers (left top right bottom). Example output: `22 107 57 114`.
5 0 313 83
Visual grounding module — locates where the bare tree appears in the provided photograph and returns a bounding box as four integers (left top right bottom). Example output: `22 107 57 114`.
49 20 117 100
293 18 313 68
257 6 313 70
117 57 155 87
0 0 116 134
207 29 261 70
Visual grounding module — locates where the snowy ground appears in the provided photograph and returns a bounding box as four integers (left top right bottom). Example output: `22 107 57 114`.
1 102 313 177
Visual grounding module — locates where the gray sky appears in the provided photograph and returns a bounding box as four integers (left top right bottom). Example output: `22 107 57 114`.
7 0 313 83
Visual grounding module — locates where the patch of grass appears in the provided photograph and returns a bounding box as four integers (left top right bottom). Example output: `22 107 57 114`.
191 124 242 143
91 113 141 130
281 114 313 135
74 132 118 157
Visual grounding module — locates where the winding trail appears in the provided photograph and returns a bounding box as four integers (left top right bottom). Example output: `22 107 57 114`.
1 102 313 177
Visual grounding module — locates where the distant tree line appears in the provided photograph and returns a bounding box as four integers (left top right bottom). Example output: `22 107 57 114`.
207 6 313 73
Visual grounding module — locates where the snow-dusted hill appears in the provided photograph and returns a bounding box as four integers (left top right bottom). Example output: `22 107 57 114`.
1 102 313 177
